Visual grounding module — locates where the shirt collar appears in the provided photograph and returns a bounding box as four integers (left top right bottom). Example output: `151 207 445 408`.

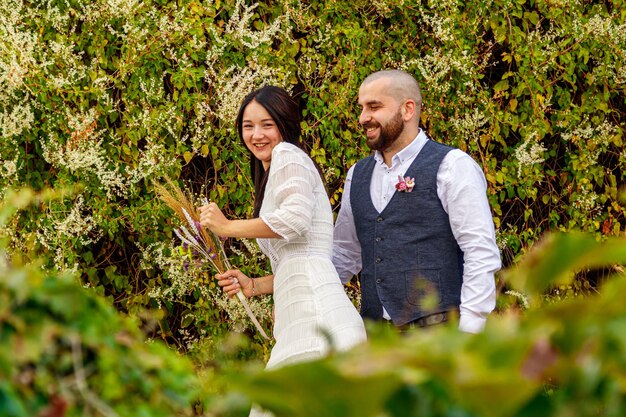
373 129 428 167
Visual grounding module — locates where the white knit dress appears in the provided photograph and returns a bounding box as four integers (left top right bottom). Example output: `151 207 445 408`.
250 142 366 416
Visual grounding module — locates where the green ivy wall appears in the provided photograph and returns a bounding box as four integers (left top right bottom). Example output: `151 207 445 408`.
1 0 625 348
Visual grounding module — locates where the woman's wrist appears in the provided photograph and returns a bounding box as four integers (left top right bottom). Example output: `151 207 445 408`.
241 274 272 297
249 278 256 297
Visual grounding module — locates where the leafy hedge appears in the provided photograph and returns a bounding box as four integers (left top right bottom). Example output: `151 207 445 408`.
0 193 200 417
4 190 626 416
1 0 624 351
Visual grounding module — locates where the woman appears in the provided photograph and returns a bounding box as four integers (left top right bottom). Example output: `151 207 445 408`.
199 86 366 372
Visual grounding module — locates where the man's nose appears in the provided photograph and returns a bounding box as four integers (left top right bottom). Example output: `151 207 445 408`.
359 109 370 125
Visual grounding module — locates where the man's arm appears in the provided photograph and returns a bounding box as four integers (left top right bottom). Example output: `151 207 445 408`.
438 150 501 333
333 165 363 284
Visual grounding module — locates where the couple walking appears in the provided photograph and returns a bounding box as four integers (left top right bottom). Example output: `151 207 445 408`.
199 69 501 378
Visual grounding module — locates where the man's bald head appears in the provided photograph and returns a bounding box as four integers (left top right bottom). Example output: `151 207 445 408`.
361 70 422 109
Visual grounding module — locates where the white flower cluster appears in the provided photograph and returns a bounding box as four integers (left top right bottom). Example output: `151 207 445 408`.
569 13 626 86
397 0 494 104
106 0 142 17
229 238 267 261
0 158 18 188
495 228 509 251
368 0 405 16
561 118 618 175
126 103 181 142
36 194 102 272
38 103 177 199
0 0 38 92
47 40 87 90
125 141 178 190
40 109 127 199
0 214 23 255
449 107 490 144
583 14 626 45
184 101 214 152
0 96 34 138
420 14 455 43
139 74 166 103
572 181 599 215
0 87 32 189
296 23 333 89
206 64 291 126
561 118 618 147
406 46 488 101
142 241 209 306
224 0 288 49
514 132 547 177
81 0 143 22
404 53 452 98
41 195 102 247
204 0 293 126
526 21 559 61
544 0 580 8
213 289 273 334
38 0 72 32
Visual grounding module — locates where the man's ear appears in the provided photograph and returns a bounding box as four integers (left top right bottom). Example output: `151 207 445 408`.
402 99 417 121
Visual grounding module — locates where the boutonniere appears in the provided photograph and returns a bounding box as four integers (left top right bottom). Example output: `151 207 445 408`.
395 175 415 192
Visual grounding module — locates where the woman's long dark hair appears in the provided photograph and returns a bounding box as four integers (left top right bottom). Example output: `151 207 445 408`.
236 86 303 217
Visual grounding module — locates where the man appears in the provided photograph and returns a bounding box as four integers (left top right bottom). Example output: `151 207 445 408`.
333 70 501 333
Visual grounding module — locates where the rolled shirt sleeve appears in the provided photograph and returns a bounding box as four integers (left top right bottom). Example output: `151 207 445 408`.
438 150 501 333
332 165 363 284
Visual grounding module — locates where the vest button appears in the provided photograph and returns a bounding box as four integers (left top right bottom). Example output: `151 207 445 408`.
375 237 382 242
376 216 383 222
376 278 382 284
375 257 382 263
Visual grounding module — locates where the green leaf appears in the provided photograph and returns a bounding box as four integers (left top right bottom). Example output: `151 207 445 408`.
505 232 626 297
238 359 404 417
494 80 509 93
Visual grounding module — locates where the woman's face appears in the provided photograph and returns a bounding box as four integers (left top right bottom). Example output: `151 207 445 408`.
241 100 283 170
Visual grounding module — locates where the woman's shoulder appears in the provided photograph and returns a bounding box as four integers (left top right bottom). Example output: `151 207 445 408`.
272 142 309 163
270 142 318 177
273 141 303 153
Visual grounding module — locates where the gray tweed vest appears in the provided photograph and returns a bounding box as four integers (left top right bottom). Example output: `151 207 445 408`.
350 140 464 326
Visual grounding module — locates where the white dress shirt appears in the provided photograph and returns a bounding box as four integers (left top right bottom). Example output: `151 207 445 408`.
333 130 501 333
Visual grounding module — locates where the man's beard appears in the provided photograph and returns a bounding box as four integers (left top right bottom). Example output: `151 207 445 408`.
364 109 404 152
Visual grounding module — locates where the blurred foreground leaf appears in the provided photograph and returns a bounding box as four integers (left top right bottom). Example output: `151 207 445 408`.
504 232 626 300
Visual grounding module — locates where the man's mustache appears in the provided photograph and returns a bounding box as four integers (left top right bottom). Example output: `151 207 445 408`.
361 122 380 130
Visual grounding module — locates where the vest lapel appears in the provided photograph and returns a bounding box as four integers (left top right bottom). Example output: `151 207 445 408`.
354 156 381 215
380 140 432 217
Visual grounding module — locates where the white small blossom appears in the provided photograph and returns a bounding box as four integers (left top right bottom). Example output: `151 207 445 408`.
505 290 530 310
206 64 291 126
514 132 547 177
0 99 34 137
450 107 490 144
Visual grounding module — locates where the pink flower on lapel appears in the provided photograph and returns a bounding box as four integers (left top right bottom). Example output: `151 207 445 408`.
396 175 415 192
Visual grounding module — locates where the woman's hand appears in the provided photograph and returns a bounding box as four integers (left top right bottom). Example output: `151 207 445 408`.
216 269 255 298
199 202 230 236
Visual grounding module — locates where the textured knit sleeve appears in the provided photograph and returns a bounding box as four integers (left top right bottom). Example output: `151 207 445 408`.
260 144 317 241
